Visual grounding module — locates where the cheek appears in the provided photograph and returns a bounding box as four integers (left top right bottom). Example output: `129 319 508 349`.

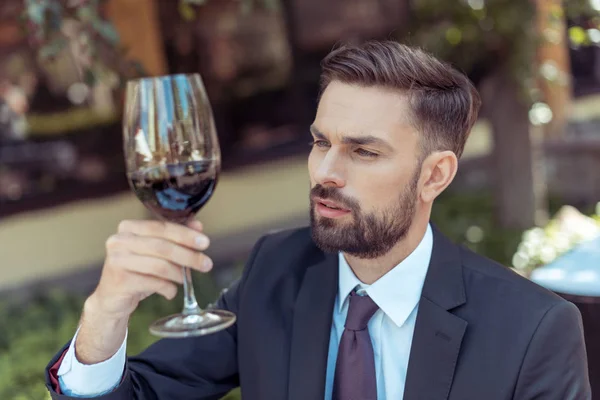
356 182 391 211
307 149 320 184
351 167 408 210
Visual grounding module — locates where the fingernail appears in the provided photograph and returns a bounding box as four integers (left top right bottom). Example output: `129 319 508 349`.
195 236 209 249
204 258 213 270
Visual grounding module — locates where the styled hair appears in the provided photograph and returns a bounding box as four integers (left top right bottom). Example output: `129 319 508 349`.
320 40 481 159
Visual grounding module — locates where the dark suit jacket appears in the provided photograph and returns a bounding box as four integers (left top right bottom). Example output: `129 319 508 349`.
45 225 591 400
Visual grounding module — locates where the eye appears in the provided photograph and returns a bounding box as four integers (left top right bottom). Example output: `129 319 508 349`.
309 140 330 149
355 148 378 158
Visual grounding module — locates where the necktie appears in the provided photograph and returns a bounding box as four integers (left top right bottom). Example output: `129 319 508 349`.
333 291 379 400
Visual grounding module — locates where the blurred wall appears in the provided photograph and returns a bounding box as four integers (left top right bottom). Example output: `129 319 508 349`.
0 156 309 291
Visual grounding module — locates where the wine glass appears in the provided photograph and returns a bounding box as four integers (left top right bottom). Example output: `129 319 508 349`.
123 73 236 338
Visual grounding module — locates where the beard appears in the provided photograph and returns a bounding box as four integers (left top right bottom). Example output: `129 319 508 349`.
310 167 420 259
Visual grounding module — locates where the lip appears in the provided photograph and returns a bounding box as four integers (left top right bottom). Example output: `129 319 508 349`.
313 197 350 211
313 197 351 219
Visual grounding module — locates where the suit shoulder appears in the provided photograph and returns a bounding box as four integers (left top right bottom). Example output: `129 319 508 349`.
250 225 322 264
241 226 322 291
259 225 313 249
459 245 567 310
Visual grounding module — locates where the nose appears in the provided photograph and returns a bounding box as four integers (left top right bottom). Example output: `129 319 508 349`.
313 149 346 188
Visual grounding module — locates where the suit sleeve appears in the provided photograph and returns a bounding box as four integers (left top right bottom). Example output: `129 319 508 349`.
45 235 267 400
513 301 592 400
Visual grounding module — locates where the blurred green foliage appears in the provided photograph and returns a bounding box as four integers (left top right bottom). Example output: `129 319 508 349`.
0 270 230 400
406 0 600 103
431 191 523 266
26 108 118 136
22 0 144 86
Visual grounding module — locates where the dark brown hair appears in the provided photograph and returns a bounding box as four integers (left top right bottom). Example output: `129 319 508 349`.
320 40 481 159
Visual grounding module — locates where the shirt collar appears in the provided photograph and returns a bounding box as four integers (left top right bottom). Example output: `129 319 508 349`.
337 223 434 328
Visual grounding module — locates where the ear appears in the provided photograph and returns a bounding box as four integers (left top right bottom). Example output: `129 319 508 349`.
419 151 458 203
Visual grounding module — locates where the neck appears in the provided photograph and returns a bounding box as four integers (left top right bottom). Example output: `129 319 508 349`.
343 214 430 285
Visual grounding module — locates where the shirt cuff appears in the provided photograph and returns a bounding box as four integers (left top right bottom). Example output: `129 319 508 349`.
57 327 127 397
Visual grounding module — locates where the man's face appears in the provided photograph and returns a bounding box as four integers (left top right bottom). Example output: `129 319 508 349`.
308 81 423 259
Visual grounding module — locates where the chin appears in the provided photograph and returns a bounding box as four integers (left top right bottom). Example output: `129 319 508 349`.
312 215 346 231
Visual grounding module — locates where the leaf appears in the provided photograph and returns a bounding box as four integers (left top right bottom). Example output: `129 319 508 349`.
569 26 589 46
83 68 96 85
94 21 121 44
178 1 197 21
445 27 463 45
39 38 68 59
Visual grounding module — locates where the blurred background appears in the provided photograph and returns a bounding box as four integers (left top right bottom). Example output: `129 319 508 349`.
1 0 600 398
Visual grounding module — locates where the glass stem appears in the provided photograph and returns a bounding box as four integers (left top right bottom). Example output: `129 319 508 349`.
182 267 201 315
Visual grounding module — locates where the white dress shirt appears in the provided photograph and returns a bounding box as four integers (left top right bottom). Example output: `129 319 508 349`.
59 224 433 398
324 224 433 400
58 328 127 397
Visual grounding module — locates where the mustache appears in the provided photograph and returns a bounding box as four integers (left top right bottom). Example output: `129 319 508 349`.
310 184 359 211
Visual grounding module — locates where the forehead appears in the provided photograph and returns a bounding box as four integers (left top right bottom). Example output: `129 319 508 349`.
315 81 415 141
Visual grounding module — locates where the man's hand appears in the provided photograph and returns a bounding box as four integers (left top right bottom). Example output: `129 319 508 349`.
75 219 213 364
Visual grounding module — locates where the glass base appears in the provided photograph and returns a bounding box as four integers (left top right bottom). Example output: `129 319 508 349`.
149 309 236 338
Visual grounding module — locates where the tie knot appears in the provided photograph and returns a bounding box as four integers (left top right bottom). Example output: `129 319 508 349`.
344 292 379 331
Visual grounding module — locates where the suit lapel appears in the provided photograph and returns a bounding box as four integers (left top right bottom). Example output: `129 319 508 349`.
288 251 338 400
404 225 468 400
403 298 467 400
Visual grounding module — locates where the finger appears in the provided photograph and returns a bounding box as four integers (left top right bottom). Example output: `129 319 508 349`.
118 220 210 251
112 253 186 284
115 234 212 272
100 256 180 300
136 274 178 300
187 219 203 232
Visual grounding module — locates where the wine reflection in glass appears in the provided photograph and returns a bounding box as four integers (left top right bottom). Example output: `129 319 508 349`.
123 73 235 338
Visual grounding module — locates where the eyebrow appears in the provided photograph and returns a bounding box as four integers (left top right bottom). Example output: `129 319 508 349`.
310 125 394 152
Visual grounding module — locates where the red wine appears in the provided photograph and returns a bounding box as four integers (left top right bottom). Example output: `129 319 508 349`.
129 161 218 224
